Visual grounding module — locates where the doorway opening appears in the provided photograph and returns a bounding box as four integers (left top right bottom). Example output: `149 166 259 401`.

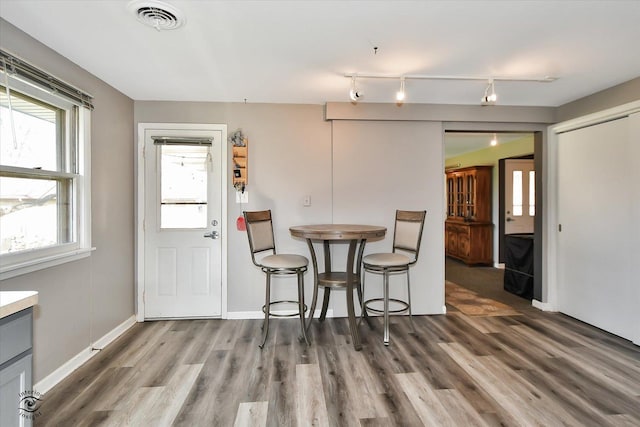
444 130 539 312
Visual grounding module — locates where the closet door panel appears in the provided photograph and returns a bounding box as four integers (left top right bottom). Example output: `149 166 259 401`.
557 116 637 341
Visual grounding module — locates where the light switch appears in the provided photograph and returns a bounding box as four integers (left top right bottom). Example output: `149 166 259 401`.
236 190 249 203
303 195 311 207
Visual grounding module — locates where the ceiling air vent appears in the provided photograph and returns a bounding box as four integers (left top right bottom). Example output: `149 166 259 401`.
128 0 185 31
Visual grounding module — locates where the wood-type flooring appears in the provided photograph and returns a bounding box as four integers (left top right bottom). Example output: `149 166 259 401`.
37 290 640 426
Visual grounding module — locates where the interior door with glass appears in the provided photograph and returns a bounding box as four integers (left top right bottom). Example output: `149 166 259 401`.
144 128 222 318
505 159 535 234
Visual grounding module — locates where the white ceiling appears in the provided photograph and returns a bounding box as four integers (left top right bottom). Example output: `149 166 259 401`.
1 1 639 106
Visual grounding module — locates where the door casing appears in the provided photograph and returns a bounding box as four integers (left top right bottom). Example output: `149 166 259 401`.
136 122 228 321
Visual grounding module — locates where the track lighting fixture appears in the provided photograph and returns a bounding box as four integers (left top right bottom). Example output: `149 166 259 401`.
349 76 363 102
482 79 497 106
344 73 556 104
396 77 406 102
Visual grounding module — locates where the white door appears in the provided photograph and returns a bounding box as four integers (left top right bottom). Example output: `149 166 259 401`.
143 126 223 318
505 159 535 234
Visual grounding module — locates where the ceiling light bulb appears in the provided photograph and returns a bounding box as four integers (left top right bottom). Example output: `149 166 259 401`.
396 77 406 102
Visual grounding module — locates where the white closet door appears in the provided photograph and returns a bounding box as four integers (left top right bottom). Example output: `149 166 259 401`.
557 116 638 342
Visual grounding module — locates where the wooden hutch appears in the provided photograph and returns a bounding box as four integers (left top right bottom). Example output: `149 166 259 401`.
445 165 493 265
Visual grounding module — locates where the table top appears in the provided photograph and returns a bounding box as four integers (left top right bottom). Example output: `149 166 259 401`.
290 224 386 240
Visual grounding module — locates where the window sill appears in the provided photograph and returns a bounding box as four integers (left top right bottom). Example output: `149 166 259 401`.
0 247 96 281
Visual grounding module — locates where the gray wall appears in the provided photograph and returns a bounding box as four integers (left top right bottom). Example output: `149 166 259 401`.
134 102 332 313
332 120 445 314
135 102 556 317
557 77 640 121
0 20 135 383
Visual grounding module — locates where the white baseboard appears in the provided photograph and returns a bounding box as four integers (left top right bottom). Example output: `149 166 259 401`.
532 299 557 312
35 315 136 395
227 309 334 320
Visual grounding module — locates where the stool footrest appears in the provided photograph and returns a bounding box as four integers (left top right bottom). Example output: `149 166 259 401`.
363 298 410 315
262 300 308 317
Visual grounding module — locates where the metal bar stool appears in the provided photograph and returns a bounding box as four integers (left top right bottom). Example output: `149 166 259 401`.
244 210 310 348
361 210 426 346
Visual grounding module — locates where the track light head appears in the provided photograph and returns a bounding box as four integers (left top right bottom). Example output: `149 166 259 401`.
349 88 364 101
481 79 497 105
349 76 363 102
396 77 406 102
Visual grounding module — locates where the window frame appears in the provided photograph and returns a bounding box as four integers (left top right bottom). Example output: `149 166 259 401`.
0 72 92 280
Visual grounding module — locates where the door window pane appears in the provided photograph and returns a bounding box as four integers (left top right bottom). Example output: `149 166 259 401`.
529 170 536 216
512 170 523 216
160 145 209 229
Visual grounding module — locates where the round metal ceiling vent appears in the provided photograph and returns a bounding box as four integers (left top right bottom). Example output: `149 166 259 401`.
128 0 185 31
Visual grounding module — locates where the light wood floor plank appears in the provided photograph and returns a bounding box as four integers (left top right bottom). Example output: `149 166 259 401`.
111 321 174 368
296 363 330 427
171 349 229 425
112 386 165 426
266 324 299 426
537 317 640 376
439 341 560 426
141 363 203 426
447 311 496 335
434 388 489 427
337 343 387 419
395 372 456 426
511 324 640 397
234 401 269 427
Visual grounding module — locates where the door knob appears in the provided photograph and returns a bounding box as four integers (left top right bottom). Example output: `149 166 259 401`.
506 217 514 222
203 231 219 239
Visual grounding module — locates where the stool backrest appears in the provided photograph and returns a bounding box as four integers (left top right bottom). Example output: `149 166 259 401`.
244 210 276 266
393 210 427 264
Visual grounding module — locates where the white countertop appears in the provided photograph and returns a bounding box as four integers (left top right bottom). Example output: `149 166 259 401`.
0 291 39 319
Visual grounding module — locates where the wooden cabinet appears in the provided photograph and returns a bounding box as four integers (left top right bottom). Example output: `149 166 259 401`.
445 166 493 265
232 140 248 190
446 221 493 265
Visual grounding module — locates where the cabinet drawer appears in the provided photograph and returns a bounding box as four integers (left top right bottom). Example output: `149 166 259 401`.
446 224 463 234
0 309 32 365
